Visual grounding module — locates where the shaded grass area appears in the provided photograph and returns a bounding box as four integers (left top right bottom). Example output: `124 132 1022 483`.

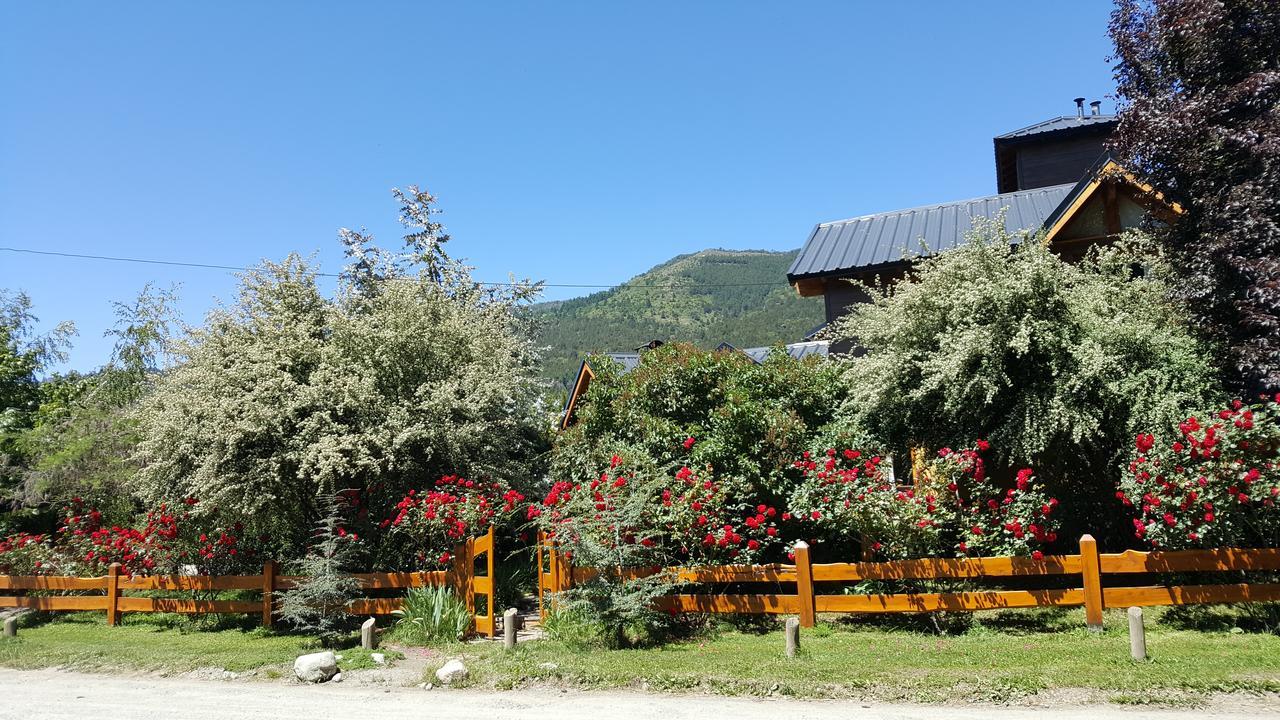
454 606 1280 703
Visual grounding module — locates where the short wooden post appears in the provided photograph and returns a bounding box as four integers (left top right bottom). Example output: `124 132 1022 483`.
361 617 377 650
503 608 519 651
793 541 816 628
105 563 121 626
2 616 16 638
261 560 276 628
1128 607 1146 661
1079 534 1104 631
784 617 800 657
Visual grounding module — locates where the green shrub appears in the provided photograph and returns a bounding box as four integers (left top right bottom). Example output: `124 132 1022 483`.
390 586 471 644
831 225 1220 542
552 342 846 507
130 187 546 562
541 605 608 649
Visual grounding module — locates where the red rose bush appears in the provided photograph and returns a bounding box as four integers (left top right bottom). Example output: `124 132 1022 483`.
1120 397 1280 549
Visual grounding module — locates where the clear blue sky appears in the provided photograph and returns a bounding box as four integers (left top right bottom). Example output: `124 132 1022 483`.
1 1 1118 371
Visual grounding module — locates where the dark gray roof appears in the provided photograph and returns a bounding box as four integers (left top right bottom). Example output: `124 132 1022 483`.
743 340 829 363
604 352 641 372
601 341 828 371
995 114 1117 140
787 183 1074 281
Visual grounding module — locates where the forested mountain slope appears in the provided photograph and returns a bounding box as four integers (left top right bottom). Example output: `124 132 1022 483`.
530 249 823 387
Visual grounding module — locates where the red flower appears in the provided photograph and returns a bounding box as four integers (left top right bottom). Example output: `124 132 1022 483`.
682 437 696 450
1135 433 1156 454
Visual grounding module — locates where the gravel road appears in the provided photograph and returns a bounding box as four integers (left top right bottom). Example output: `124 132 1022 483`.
1 668 1277 720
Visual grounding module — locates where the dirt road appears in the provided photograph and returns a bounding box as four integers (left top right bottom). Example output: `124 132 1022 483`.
1 668 1276 720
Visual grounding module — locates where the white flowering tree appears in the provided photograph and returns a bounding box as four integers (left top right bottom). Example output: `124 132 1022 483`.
131 187 547 561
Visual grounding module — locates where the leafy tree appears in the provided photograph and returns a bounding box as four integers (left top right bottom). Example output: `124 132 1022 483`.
1109 0 1280 391
131 187 547 561
830 221 1220 543
0 291 74 520
15 285 177 521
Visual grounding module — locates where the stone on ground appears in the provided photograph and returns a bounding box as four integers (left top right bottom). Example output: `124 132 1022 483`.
293 651 339 683
434 659 469 685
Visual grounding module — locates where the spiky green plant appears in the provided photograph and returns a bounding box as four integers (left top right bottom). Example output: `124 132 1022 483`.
390 585 471 644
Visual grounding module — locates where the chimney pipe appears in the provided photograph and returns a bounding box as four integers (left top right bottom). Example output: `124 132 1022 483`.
1074 97 1086 118
1090 100 1101 116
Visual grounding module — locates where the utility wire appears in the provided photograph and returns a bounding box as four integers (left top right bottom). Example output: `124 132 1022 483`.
0 246 792 289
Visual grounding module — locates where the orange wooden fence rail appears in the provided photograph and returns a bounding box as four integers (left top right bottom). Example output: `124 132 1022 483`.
536 532 1280 628
0 526 498 637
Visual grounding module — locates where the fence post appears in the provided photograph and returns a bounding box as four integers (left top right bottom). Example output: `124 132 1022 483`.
556 543 572 593
1080 534 1104 631
536 531 546 620
105 563 121 626
261 560 276 628
486 526 496 637
793 541 816 628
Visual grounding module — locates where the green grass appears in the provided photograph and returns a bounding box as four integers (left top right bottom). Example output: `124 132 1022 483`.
456 606 1280 703
0 612 322 674
2 606 1279 705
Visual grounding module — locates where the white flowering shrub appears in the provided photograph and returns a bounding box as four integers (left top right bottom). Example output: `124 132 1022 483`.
131 187 546 563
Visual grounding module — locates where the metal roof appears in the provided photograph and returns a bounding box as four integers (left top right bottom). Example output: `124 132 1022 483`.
603 352 641 372
787 183 1075 281
599 341 828 372
995 114 1117 140
742 340 829 363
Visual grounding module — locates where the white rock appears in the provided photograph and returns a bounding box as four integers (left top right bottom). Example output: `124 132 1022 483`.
537 662 559 671
371 653 386 665
434 659 469 685
293 651 338 683
331 672 343 683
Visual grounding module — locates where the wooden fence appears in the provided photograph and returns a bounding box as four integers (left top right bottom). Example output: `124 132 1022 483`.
0 526 497 637
537 532 1280 628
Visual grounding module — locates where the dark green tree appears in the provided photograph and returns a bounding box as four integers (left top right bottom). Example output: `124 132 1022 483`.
1109 0 1280 391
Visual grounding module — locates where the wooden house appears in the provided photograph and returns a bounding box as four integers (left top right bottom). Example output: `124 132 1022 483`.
786 99 1181 341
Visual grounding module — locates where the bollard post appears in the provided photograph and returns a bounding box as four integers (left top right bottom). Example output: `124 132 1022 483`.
503 608 519 651
784 617 800 658
361 617 377 650
1128 607 1146 661
2 617 15 638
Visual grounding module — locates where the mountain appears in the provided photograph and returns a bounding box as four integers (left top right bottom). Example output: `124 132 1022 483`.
530 249 824 388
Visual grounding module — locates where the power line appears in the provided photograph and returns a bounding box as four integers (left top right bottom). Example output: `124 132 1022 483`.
0 246 791 290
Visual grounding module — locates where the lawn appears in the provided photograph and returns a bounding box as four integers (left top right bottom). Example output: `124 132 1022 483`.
459 606 1280 704
0 612 313 674
2 606 1278 705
